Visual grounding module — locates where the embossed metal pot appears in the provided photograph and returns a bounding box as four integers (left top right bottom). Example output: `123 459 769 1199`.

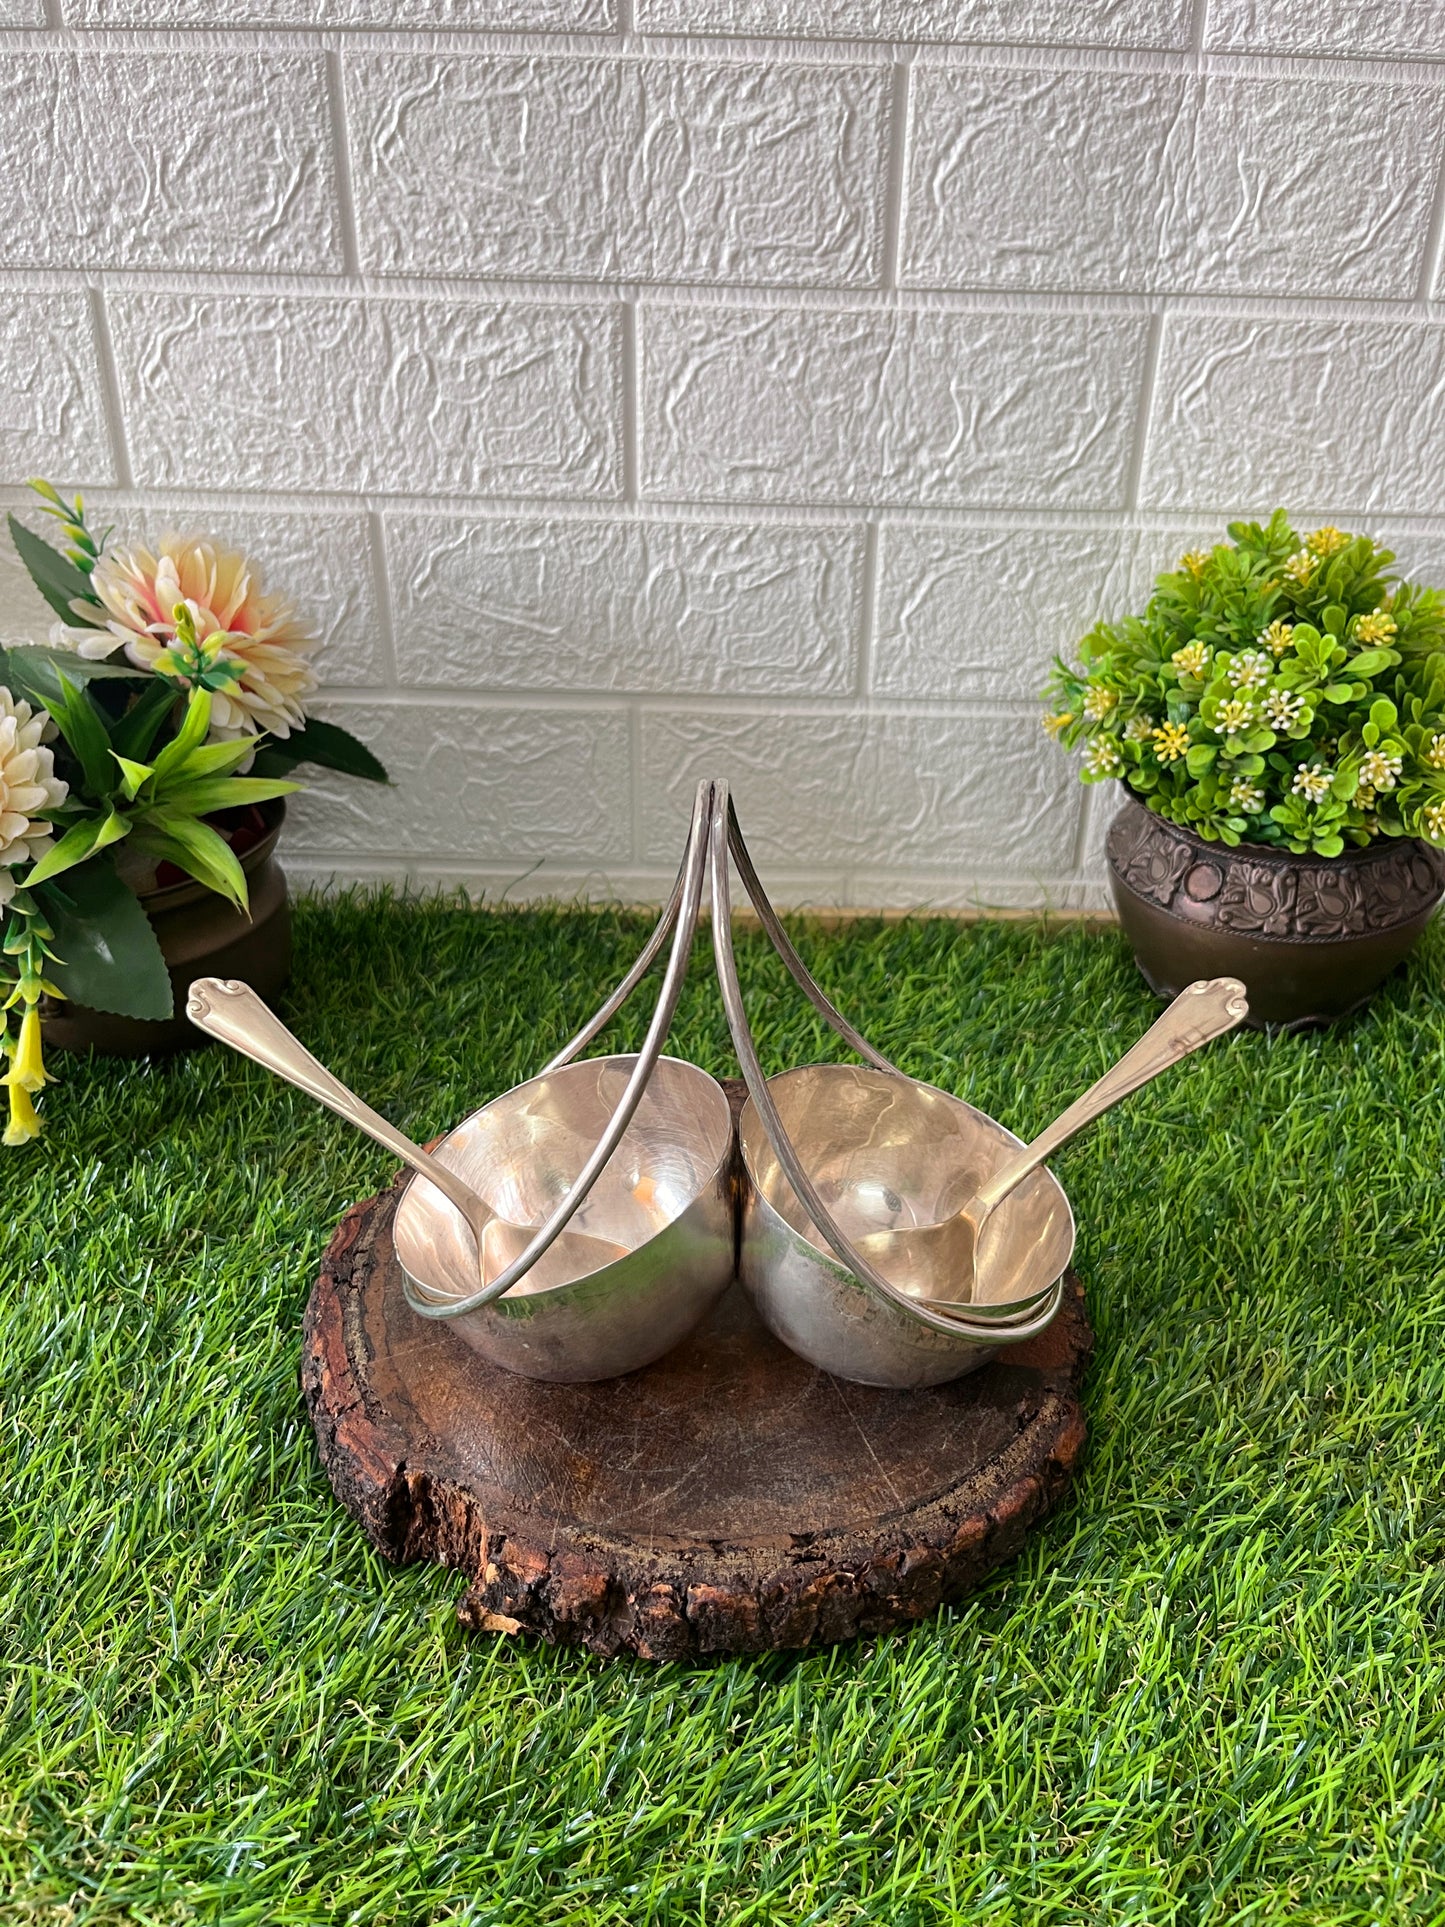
1107 792 1445 1029
45 799 292 1058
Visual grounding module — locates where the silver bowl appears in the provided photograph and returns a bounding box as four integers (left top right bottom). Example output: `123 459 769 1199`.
395 1053 736 1382
738 1064 1073 1388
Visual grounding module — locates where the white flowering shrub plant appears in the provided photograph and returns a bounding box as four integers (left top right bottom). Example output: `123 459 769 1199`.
1044 512 1445 865
0 480 387 1144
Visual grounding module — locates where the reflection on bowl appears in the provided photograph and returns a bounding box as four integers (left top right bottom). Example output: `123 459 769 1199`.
395 1054 736 1382
739 1064 1072 1388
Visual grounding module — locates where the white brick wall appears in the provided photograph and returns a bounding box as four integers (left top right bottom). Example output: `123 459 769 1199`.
2 6 1445 911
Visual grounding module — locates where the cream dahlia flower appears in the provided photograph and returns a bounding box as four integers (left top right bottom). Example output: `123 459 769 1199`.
0 689 68 910
91 534 319 741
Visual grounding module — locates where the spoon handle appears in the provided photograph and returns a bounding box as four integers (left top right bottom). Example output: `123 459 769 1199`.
186 977 490 1241
972 976 1249 1213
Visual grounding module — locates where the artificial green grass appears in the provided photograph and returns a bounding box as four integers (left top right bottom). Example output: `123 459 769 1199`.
4 894 1445 1926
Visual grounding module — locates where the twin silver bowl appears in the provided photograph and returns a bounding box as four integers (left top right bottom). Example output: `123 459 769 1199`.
189 779 1243 1390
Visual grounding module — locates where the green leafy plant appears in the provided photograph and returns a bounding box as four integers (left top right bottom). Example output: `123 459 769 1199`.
1043 513 1445 859
1 479 389 1144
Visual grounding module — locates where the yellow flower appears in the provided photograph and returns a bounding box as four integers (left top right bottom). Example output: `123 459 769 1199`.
1152 720 1190 763
1292 764 1333 803
1215 697 1256 735
1084 738 1123 778
1425 732 1445 770
1258 620 1293 658
91 533 319 742
1082 686 1118 721
1228 778 1264 813
1171 642 1210 679
2 1070 40 1146
1179 550 1210 577
10 1005 49 1094
1306 526 1349 558
1042 711 1074 740
1354 610 1397 646
1124 714 1156 742
1283 550 1313 584
1423 800 1445 843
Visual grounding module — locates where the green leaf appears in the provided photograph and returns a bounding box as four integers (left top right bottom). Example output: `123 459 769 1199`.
38 855 172 1020
152 734 264 789
45 671 117 798
129 811 248 913
110 678 180 763
0 649 141 730
6 513 102 623
111 753 154 801
1321 604 1348 638
151 775 300 818
147 687 214 785
250 718 388 783
1349 650 1397 679
1185 745 1216 776
24 809 130 888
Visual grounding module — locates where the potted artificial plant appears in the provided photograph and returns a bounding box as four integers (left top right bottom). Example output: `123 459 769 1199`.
0 480 387 1143
1045 513 1445 1027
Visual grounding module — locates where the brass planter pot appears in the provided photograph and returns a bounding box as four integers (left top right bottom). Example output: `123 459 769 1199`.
45 799 292 1058
1107 792 1445 1029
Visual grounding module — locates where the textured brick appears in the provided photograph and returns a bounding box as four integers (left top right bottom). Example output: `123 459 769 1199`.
348 55 888 290
903 68 1188 295
109 295 622 500
1205 0 1445 57
641 305 1148 509
0 0 43 21
1142 316 1445 516
0 54 340 275
640 709 1080 870
872 524 1134 702
0 293 112 490
1179 75 1443 299
386 515 861 695
903 67 1442 299
68 0 614 24
635 0 1192 49
285 702 633 861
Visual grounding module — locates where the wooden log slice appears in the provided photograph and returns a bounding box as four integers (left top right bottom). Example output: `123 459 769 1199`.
302 1151 1092 1661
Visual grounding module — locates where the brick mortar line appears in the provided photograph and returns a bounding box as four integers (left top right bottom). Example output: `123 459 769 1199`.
6 271 1443 327
10 488 1445 539
9 26 1445 85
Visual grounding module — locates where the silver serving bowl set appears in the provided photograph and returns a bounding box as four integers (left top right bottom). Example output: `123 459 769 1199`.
189 779 1248 1390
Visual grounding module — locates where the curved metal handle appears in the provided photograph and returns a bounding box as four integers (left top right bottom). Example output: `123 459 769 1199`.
972 975 1249 1213
185 977 493 1250
709 781 1061 1347
403 776 719 1318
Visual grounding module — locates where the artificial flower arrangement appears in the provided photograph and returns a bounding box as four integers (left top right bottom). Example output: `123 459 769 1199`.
1 479 386 1144
1044 512 1445 857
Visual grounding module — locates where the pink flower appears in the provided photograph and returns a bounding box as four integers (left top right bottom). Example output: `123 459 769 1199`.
91 534 319 740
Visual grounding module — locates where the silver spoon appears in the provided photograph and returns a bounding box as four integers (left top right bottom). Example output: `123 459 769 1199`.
855 976 1250 1316
185 978 626 1289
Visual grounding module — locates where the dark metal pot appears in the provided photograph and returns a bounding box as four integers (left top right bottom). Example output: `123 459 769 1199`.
45 799 292 1058
1106 792 1445 1029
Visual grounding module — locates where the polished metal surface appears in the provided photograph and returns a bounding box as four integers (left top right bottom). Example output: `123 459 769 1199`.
900 975 1249 1315
394 1052 736 1382
737 1065 1067 1387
